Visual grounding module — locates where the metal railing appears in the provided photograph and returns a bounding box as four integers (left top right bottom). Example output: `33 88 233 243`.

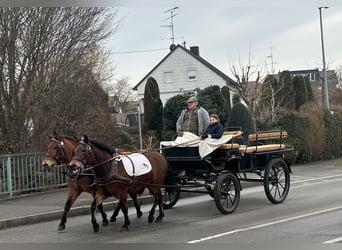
0 152 67 199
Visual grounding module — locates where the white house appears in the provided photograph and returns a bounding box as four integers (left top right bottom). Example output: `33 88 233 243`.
132 44 238 112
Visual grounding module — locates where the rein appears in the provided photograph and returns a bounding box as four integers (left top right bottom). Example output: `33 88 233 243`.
80 155 120 171
119 137 202 154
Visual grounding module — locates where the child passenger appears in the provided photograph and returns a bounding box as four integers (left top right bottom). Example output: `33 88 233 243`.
201 114 224 139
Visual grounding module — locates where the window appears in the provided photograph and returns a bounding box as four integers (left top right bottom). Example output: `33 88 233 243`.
164 71 173 84
187 69 197 81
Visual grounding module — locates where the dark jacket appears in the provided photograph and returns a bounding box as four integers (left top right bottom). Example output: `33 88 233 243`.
201 122 224 139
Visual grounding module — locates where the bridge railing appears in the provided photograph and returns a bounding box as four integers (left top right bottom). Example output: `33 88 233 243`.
0 152 67 199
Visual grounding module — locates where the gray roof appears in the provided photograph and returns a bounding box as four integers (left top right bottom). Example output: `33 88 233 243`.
132 44 237 90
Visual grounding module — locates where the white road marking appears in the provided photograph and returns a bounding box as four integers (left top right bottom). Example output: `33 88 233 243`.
187 205 342 243
291 173 342 184
323 236 342 244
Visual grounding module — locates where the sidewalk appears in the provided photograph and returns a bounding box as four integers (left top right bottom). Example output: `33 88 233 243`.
0 188 153 230
1 158 341 230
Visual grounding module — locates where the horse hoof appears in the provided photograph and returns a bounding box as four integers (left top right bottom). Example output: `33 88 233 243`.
93 223 100 233
110 217 116 223
58 224 65 231
137 211 143 218
102 220 109 227
120 225 129 232
148 216 154 223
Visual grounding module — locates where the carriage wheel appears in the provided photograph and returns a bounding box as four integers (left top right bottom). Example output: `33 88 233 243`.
214 173 240 214
264 158 290 204
161 187 180 209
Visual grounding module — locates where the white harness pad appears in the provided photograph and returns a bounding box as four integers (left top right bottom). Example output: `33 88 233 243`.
120 153 152 176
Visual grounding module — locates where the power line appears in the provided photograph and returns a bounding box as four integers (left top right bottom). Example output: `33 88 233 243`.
110 48 169 55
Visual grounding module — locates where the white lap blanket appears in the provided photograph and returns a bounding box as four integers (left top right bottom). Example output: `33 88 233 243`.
119 153 152 176
160 131 200 147
160 132 234 159
199 134 233 159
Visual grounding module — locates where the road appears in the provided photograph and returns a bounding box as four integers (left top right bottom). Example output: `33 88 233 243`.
0 162 342 243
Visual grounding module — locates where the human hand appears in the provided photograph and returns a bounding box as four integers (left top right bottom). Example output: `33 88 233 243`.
177 129 184 137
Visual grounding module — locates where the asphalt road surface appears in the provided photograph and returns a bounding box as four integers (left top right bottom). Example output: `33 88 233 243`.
0 162 341 244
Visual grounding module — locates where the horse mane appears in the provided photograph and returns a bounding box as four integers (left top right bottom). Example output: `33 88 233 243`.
61 135 78 142
89 139 116 155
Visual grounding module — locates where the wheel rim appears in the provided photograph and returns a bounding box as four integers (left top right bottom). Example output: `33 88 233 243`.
265 160 289 203
216 174 239 213
162 189 179 209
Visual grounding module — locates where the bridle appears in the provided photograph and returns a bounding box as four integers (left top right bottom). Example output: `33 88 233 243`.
44 138 67 165
71 140 119 172
71 140 95 171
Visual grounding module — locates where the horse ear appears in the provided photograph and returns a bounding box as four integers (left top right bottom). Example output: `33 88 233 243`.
83 134 89 143
53 131 58 138
46 134 52 139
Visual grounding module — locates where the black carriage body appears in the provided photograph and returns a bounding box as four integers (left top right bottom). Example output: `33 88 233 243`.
161 130 293 214
163 145 290 174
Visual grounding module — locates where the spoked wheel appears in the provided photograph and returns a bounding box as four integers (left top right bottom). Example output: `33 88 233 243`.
264 158 290 204
162 187 180 209
214 172 240 214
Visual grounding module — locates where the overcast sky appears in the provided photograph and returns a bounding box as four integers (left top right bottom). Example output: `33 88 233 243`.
4 0 342 86
107 0 342 86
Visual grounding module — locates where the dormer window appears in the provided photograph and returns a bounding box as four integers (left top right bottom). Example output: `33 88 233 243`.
187 69 197 81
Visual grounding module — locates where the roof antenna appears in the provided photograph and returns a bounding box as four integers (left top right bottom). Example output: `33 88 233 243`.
161 7 179 45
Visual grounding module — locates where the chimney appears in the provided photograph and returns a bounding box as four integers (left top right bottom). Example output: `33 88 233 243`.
169 43 176 51
190 46 199 56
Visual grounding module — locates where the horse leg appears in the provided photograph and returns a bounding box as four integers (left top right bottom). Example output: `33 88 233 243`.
148 198 158 223
148 189 164 223
110 192 142 222
130 192 143 218
91 199 100 233
90 187 108 226
91 191 106 233
58 190 81 231
119 199 130 231
155 193 165 223
110 202 121 222
97 202 109 226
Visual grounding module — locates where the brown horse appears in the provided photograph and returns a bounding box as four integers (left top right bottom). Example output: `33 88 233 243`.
42 132 142 231
69 134 173 232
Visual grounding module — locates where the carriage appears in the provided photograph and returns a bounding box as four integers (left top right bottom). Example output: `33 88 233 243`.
43 129 293 231
161 129 293 214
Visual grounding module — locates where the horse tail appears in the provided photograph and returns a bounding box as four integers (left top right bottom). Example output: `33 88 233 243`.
163 163 177 193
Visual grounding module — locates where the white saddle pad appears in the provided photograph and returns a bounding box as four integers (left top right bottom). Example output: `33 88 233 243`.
119 153 152 176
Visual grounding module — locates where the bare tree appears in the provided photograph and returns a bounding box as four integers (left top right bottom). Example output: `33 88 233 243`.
107 77 137 113
0 7 120 153
228 43 263 116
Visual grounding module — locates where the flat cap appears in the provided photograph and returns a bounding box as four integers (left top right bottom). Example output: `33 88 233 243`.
186 96 198 103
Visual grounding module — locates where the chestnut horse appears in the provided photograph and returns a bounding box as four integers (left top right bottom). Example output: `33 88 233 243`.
42 132 142 231
69 135 173 232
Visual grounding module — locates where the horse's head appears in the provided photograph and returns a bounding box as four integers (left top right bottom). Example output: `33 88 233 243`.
42 131 77 170
69 135 96 174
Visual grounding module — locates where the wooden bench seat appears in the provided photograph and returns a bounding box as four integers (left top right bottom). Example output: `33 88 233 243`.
248 131 288 141
239 144 286 153
223 130 243 138
219 143 240 150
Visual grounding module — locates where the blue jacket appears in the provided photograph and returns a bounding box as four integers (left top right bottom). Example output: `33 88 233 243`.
201 122 224 139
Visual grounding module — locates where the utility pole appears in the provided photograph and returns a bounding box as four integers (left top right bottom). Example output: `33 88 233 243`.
161 7 179 45
318 6 330 110
137 103 143 150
